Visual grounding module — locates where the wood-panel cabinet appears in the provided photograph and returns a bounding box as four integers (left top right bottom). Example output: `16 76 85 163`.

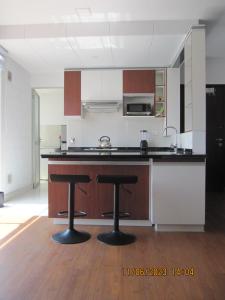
64 71 81 116
123 70 155 93
48 163 149 220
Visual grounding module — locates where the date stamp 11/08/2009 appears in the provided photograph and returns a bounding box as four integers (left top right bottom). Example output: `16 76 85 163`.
122 267 195 277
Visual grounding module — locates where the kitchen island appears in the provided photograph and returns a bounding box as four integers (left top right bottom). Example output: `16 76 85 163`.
42 147 206 231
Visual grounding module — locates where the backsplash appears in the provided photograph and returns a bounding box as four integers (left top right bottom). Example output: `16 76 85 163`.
38 88 172 148
67 111 172 147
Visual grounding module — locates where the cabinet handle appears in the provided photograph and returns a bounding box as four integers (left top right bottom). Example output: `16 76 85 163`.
78 185 88 195
121 185 132 194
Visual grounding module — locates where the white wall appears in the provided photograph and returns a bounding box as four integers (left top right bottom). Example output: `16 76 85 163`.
31 72 64 88
37 88 65 125
37 88 172 147
206 57 225 84
1 57 32 195
0 69 3 191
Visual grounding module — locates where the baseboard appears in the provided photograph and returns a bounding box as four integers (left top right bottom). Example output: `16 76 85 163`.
155 224 205 232
4 184 33 202
53 218 152 227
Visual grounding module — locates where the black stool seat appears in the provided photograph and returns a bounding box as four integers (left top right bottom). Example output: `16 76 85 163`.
50 174 91 244
96 174 138 246
97 175 137 185
50 174 91 183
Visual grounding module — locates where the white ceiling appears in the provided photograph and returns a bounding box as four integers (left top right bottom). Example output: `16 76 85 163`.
0 0 225 73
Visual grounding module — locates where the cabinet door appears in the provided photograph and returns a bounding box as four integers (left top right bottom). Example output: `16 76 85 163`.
95 165 149 220
152 162 205 225
123 70 155 93
48 165 95 218
81 70 122 101
81 70 101 101
101 70 123 101
64 71 81 116
166 68 180 133
48 164 149 220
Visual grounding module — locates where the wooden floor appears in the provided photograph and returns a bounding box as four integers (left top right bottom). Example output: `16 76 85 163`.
0 212 225 300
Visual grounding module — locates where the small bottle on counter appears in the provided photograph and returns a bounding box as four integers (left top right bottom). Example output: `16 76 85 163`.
140 130 149 153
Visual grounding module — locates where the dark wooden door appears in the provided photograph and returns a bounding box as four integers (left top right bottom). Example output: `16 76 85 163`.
206 85 225 191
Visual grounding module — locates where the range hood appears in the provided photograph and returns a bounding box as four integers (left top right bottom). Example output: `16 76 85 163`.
82 101 121 113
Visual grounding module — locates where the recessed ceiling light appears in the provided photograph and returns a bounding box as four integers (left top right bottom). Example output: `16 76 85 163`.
75 8 92 18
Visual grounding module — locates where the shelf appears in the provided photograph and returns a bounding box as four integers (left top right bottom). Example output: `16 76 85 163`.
122 115 156 118
155 70 165 86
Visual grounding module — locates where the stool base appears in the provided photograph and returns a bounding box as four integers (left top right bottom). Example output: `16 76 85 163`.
97 230 136 246
52 229 91 244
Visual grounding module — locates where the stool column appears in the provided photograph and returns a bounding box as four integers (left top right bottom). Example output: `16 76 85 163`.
113 184 120 232
68 183 75 230
50 174 91 244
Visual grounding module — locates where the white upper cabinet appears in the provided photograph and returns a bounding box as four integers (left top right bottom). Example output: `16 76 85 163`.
81 70 123 101
166 68 180 134
184 27 206 133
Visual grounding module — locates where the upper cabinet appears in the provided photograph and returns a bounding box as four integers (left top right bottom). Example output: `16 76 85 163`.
166 68 180 133
81 70 123 101
123 70 155 93
184 27 206 133
155 69 166 117
64 71 81 116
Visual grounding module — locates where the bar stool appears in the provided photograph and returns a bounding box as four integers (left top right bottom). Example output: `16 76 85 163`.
96 175 138 246
50 174 91 244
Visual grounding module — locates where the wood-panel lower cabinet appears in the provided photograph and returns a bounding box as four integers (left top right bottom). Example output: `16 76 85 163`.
48 164 149 220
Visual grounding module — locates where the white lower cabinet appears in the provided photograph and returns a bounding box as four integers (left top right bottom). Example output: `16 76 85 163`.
151 161 205 231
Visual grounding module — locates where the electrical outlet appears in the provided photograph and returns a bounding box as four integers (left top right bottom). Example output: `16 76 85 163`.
7 174 12 184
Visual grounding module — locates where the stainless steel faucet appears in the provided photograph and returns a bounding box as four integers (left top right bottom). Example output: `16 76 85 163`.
163 126 178 152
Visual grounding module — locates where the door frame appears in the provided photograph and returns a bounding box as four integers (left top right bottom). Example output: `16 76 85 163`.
32 89 40 188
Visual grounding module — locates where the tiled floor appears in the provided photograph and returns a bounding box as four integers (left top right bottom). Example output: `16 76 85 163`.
0 181 48 240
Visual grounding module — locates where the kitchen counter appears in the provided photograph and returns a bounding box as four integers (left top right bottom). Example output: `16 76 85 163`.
44 147 206 232
41 147 205 162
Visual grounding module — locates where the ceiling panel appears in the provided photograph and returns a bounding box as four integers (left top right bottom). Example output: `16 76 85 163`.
0 0 224 72
0 0 224 25
1 33 184 71
110 35 184 67
1 38 83 71
0 39 46 72
27 38 81 68
149 35 184 66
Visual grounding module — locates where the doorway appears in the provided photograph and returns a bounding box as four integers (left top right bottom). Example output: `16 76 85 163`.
32 90 40 188
35 88 66 181
206 84 225 231
206 85 225 192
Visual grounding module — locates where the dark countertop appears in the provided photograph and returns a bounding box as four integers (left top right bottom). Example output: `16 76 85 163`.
41 147 206 162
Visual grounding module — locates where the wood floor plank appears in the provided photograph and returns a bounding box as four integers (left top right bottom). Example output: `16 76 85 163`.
0 218 225 300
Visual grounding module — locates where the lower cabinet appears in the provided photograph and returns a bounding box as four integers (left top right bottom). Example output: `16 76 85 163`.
151 161 205 230
48 164 149 220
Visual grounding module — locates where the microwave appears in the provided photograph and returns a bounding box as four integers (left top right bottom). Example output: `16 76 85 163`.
126 103 152 116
